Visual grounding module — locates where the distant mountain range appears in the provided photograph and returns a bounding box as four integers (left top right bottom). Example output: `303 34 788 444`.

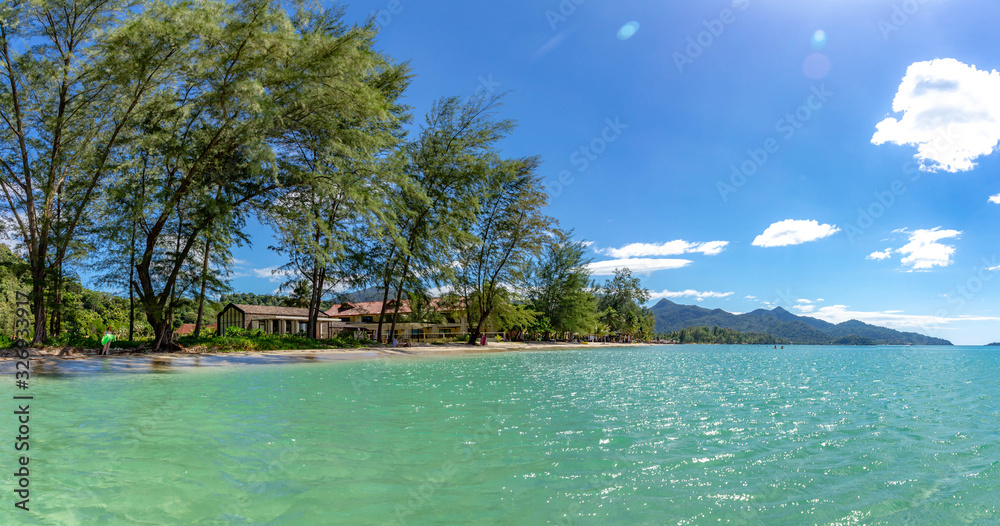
651 299 952 345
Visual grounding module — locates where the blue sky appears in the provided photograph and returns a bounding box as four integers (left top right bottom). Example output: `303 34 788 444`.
225 0 1000 344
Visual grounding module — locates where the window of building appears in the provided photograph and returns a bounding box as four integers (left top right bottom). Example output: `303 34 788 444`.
273 320 280 333
299 322 307 334
362 316 374 323
439 329 451 335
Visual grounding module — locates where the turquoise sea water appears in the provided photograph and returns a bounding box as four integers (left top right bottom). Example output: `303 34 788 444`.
3 345 1000 525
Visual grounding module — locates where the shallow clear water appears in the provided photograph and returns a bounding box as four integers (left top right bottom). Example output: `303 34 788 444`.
4 345 1000 524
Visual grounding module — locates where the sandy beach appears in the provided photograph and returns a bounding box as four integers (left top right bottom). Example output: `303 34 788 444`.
0 341 651 374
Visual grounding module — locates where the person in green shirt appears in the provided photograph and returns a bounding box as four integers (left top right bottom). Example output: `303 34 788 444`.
101 327 115 355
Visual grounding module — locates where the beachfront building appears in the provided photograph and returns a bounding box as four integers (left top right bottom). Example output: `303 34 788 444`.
216 304 346 337
173 323 217 338
325 299 479 342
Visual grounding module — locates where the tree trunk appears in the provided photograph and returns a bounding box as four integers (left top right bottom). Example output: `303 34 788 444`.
388 254 411 344
128 224 136 341
193 237 211 337
307 263 325 340
30 262 46 345
374 244 399 343
467 308 490 345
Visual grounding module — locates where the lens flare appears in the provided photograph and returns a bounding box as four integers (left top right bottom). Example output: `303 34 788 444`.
617 21 640 41
803 53 831 80
812 30 827 50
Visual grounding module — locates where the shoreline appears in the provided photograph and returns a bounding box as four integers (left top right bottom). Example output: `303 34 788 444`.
0 341 650 374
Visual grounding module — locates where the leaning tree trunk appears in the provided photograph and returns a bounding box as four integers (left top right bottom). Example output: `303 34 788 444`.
193 238 211 337
388 255 412 344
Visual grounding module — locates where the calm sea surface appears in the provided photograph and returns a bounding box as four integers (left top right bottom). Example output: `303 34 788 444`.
4 345 1000 525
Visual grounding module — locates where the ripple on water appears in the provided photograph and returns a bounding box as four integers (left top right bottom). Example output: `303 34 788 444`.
8 345 1000 524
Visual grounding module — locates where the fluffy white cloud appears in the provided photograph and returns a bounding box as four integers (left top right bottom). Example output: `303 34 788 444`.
989 194 1000 204
867 249 893 261
794 304 816 313
872 58 1000 172
752 219 840 247
586 258 692 276
796 299 812 304
898 227 961 270
649 289 734 302
597 240 729 258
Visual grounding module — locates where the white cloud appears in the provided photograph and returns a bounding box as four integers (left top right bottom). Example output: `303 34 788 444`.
872 58 1000 173
898 227 961 270
586 258 692 276
867 249 893 261
799 304 1000 331
752 219 840 247
596 240 729 258
796 299 812 304
649 289 734 301
744 295 757 300
989 194 1000 204
794 304 816 313
253 266 293 283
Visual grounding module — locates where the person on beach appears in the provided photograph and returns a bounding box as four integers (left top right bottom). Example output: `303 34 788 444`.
101 327 116 355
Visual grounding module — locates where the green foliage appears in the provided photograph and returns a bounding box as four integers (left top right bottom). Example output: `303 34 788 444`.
665 325 781 345
528 230 598 337
831 335 876 346
0 246 30 338
597 268 652 339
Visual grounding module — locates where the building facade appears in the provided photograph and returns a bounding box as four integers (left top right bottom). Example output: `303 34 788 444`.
325 299 476 341
216 304 340 338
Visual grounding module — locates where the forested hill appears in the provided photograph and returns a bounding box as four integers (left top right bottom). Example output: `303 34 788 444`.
651 299 952 345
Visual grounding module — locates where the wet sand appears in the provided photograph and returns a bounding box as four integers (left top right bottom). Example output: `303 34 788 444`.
0 342 650 375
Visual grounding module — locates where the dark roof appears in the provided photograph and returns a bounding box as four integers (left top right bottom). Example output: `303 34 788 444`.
228 304 332 318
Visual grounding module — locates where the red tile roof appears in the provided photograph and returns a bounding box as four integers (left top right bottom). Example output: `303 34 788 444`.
325 299 461 318
174 323 216 336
